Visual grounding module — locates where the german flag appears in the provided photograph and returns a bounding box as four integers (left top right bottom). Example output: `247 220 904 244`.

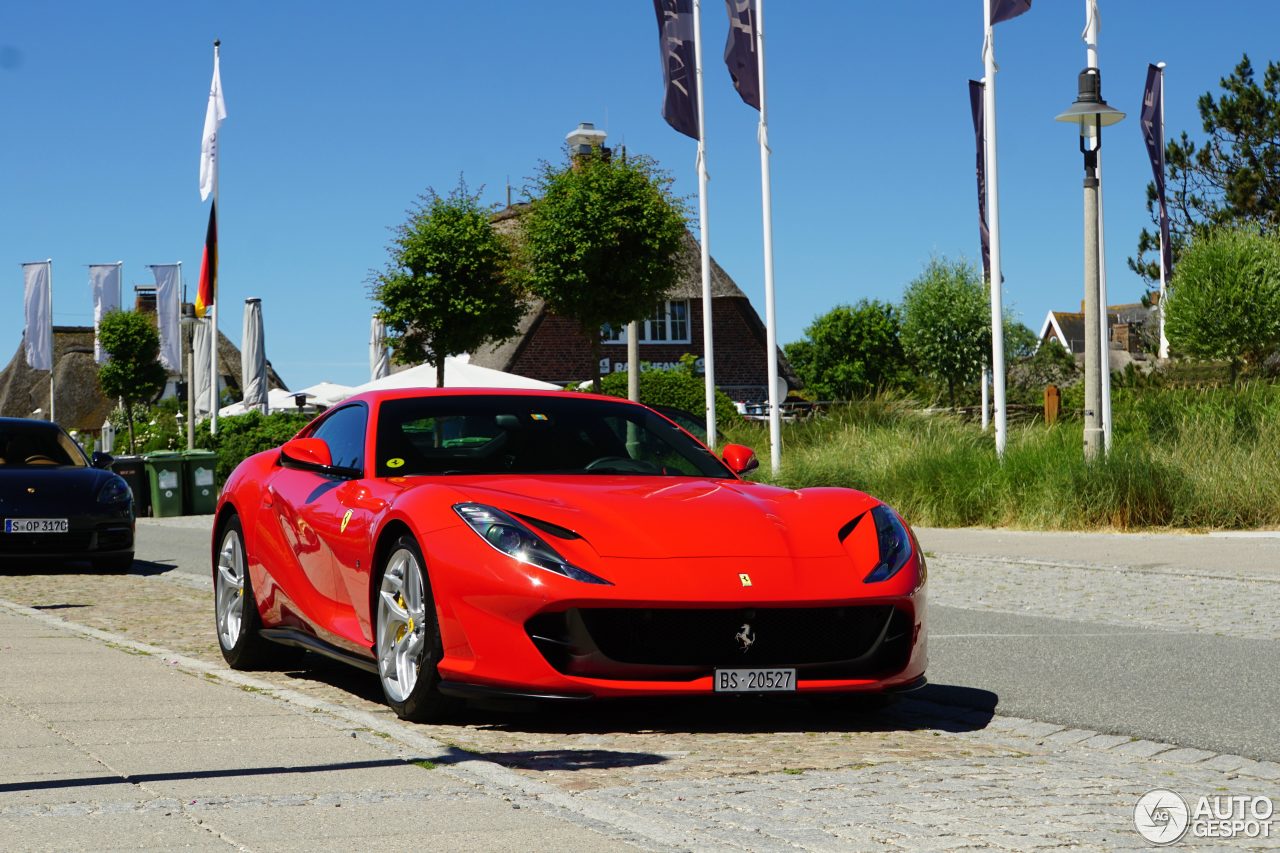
195 201 217 318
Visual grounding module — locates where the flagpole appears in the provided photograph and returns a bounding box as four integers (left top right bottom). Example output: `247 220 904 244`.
692 0 718 446
1083 0 1111 455
209 40 221 435
753 0 781 476
48 259 55 424
1156 61 1169 360
982 1 1008 458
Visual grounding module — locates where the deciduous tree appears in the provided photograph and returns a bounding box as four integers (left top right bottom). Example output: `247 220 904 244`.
373 179 523 387
899 259 991 407
519 148 688 392
96 310 168 453
1165 226 1280 376
784 301 907 401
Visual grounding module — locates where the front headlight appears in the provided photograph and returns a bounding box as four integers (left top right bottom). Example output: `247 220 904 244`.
863 504 913 583
453 503 611 585
97 476 132 505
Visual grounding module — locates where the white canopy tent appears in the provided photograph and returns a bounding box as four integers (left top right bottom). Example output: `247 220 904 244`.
346 357 559 395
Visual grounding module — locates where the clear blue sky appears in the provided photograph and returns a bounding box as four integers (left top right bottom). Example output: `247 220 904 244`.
3 2 1276 391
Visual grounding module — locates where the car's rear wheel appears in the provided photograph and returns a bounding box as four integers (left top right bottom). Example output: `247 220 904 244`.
375 535 455 722
214 516 277 669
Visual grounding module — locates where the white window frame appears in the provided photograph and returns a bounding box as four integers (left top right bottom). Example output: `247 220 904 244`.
601 300 691 345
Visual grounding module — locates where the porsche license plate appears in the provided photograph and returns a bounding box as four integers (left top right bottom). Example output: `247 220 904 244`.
4 518 69 534
714 668 796 693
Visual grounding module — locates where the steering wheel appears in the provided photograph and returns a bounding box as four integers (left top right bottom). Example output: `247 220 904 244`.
583 456 661 474
23 454 58 465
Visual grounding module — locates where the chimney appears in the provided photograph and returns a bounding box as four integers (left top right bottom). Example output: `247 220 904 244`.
134 285 157 314
565 122 610 166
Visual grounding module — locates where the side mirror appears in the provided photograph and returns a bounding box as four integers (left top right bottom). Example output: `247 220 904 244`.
280 437 333 470
90 451 114 470
722 444 759 476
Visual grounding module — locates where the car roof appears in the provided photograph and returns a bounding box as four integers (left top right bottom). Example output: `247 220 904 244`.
0 417 61 432
338 387 645 408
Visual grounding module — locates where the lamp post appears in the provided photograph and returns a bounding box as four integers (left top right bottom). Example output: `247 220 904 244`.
1056 68 1124 461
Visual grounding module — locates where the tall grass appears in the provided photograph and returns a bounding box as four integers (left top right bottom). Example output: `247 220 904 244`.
724 385 1280 530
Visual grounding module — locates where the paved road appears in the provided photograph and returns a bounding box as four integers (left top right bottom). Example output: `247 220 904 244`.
138 518 1280 763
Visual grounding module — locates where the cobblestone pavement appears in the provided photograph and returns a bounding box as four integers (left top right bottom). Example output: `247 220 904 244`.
2 544 1278 850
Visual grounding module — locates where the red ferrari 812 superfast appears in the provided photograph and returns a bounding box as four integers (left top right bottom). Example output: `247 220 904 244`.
212 389 927 721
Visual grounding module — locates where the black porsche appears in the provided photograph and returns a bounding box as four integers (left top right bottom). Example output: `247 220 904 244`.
0 417 134 569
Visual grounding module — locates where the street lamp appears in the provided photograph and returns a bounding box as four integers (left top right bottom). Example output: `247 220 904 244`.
1056 67 1124 461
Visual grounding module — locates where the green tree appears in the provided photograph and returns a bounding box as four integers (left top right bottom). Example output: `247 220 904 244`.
97 310 168 453
372 179 523 387
899 259 991 406
1131 55 1280 284
519 148 689 392
1165 226 1280 376
784 300 907 401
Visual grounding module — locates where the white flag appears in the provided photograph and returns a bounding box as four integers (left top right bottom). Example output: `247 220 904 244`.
199 46 227 201
370 315 390 381
150 264 182 372
89 263 122 364
22 262 53 372
193 318 212 416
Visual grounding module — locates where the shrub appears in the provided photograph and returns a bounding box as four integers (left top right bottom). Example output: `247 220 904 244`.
194 411 315 482
595 355 740 436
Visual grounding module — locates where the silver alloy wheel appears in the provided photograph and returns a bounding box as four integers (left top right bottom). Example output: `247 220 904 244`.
215 527 246 650
377 546 429 703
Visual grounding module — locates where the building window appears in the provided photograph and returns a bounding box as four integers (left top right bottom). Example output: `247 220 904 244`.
602 300 691 344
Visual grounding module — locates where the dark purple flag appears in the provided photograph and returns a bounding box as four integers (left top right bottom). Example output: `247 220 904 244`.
723 0 760 110
653 0 699 140
1140 64 1172 273
969 81 991 283
991 0 1031 25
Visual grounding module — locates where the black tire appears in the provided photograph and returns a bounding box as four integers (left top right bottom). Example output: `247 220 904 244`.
93 553 134 572
214 516 278 669
374 535 457 722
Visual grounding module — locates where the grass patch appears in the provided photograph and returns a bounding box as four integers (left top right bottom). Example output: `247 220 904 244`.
724 383 1280 530
413 759 437 770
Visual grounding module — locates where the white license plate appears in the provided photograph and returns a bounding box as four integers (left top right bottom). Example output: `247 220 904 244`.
714 668 796 693
4 518 69 534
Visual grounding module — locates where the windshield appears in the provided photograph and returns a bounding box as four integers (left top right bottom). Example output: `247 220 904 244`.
0 423 88 468
375 395 734 479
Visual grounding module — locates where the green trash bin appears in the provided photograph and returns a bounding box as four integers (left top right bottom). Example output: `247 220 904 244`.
143 451 185 518
181 449 219 515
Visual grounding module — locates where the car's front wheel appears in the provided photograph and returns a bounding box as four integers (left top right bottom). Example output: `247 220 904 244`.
214 515 278 669
375 535 455 722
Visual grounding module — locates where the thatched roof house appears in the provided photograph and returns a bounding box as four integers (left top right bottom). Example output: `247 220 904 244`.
472 204 799 401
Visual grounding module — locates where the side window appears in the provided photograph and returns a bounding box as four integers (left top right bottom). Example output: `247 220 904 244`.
311 405 367 473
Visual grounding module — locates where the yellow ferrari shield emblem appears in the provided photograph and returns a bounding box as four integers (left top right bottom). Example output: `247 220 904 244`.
340 509 354 533
739 573 752 587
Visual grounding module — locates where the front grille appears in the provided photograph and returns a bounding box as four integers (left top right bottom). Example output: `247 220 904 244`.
0 531 93 554
527 605 913 681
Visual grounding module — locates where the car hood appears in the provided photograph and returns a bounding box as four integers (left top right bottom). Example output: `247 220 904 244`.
0 466 119 515
432 475 878 559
